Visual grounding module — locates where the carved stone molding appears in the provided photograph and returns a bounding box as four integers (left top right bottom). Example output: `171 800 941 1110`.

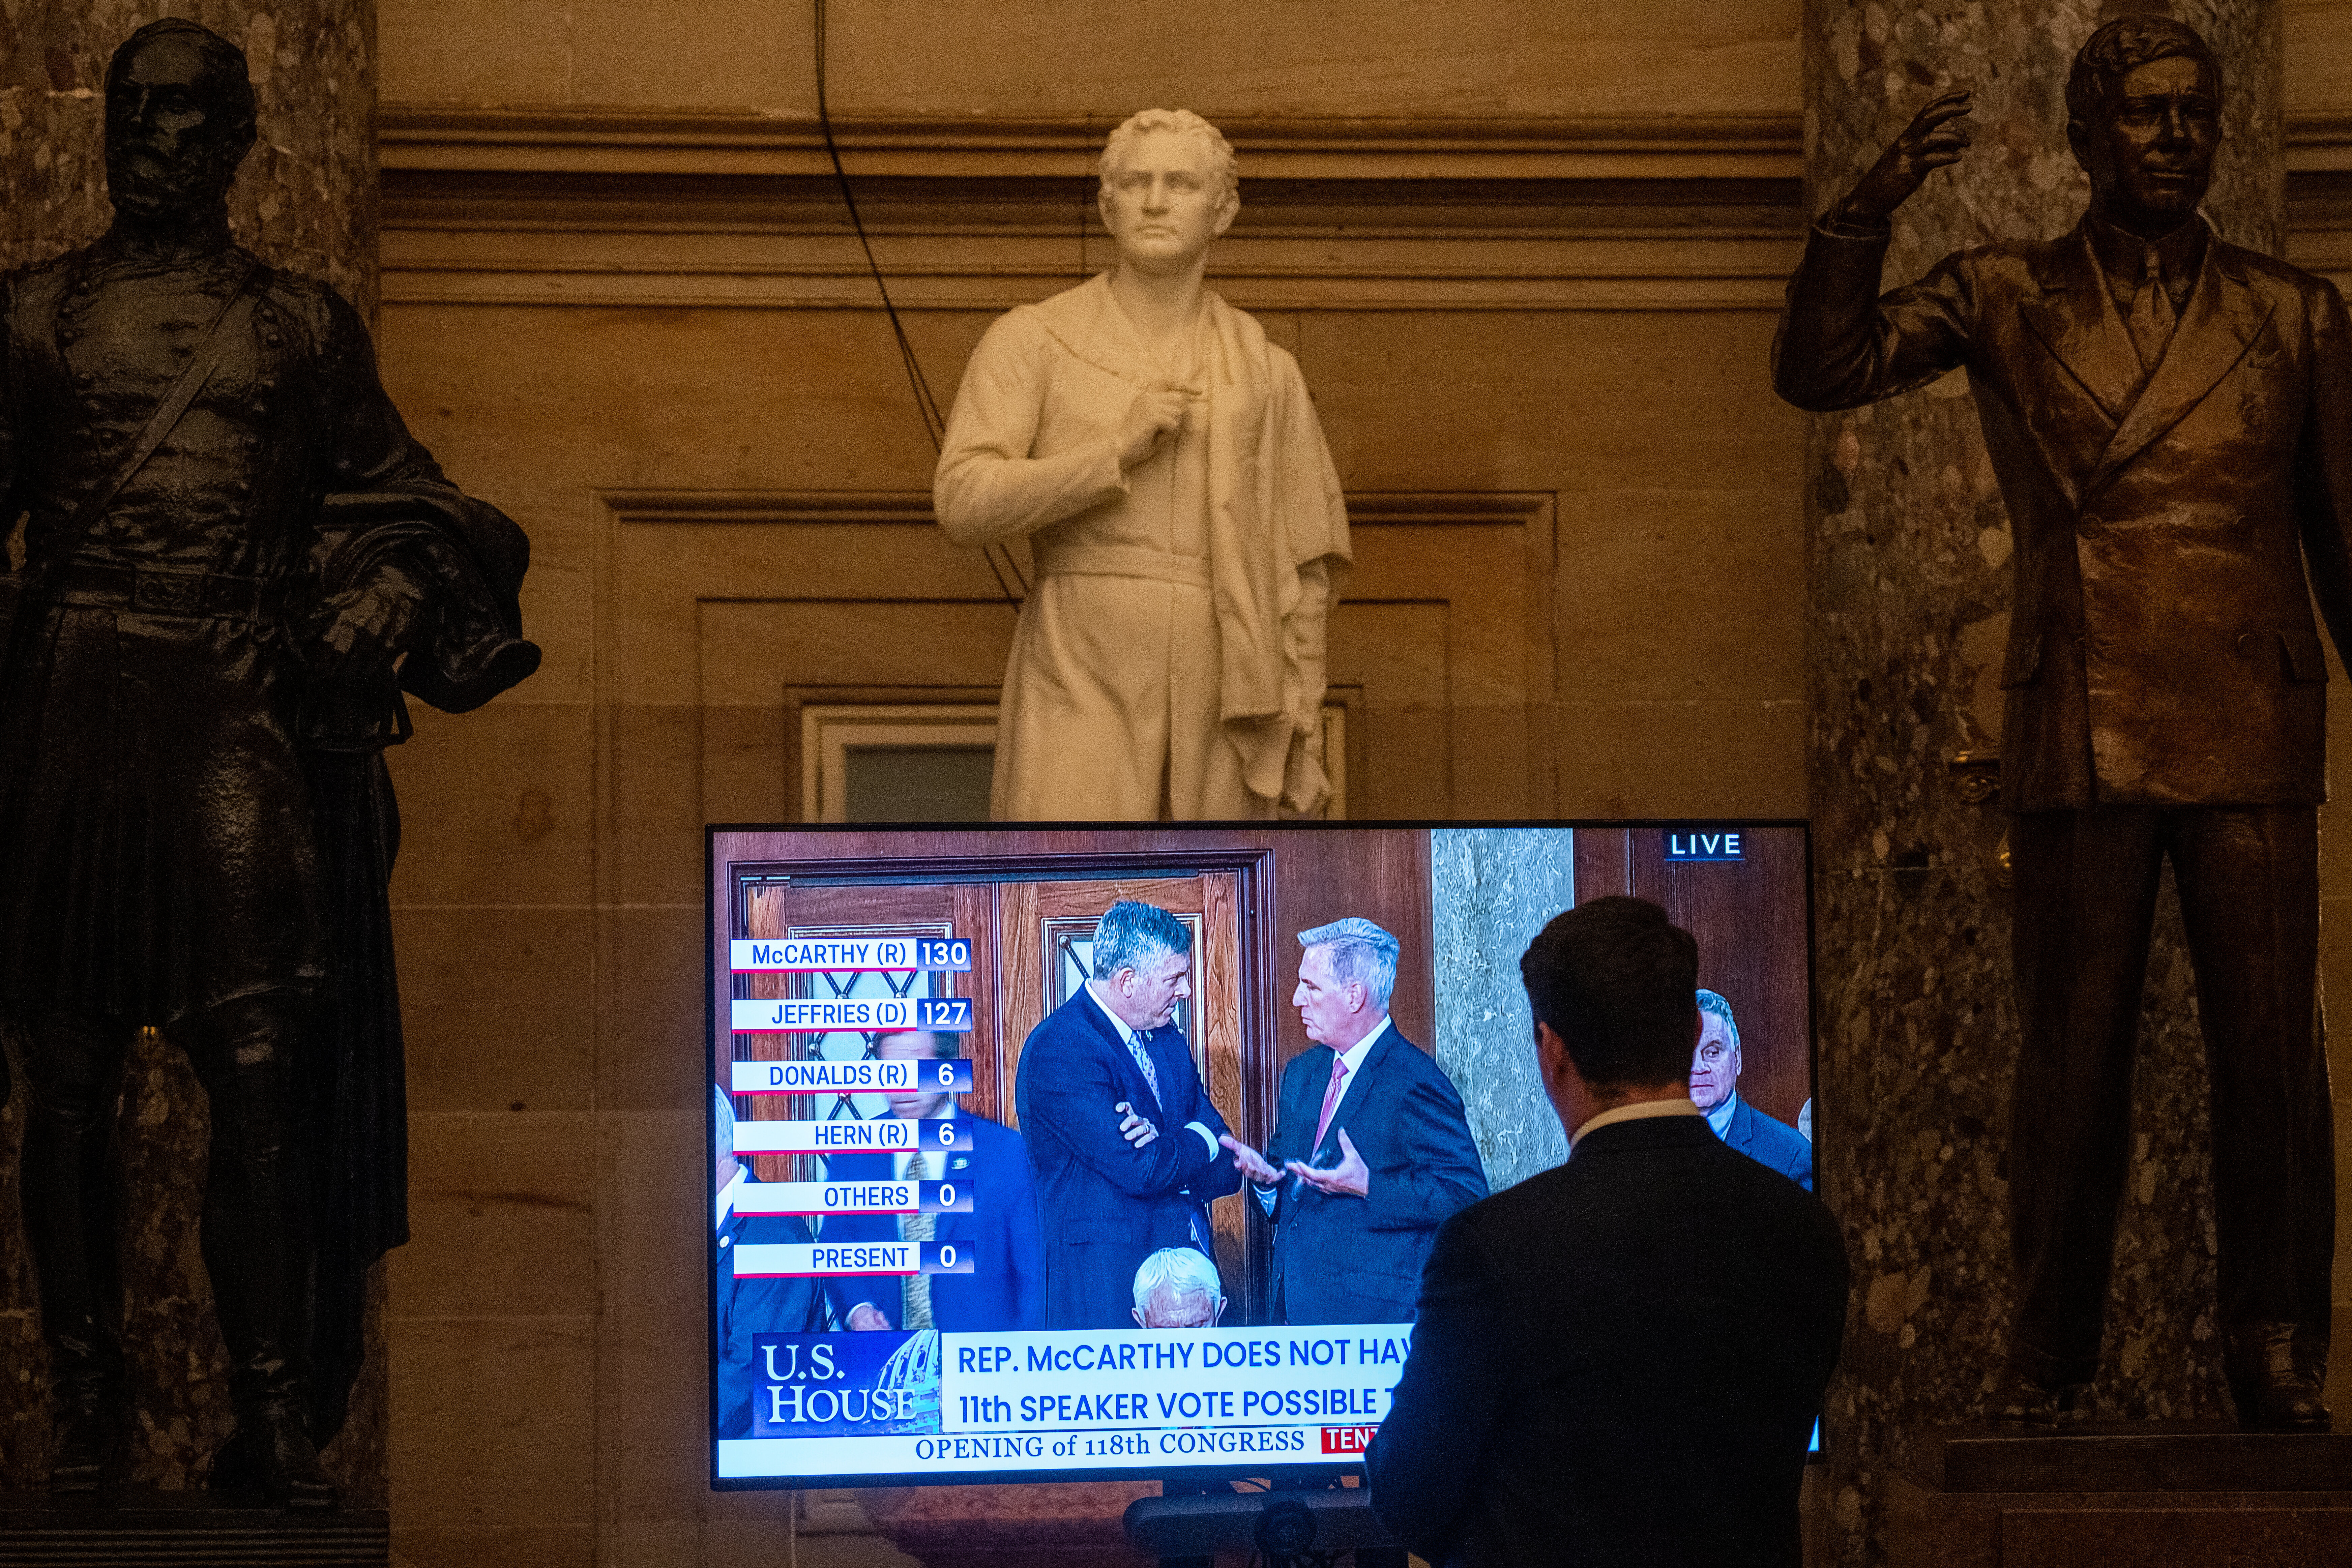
376 108 2352 313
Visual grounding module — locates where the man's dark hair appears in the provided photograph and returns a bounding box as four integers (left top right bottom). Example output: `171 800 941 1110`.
1519 896 1699 1089
108 19 258 137
2065 15 2219 127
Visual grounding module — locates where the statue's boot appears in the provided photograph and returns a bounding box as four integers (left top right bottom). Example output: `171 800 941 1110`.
210 1398 338 1510
190 997 337 1510
2229 1322 2331 1432
1987 1360 2088 1428
16 1012 135 1493
45 1320 120 1493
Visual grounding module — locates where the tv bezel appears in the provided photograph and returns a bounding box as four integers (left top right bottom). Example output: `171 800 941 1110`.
704 817 1821 1492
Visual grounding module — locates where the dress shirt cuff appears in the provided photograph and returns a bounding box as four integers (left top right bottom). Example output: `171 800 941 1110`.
1816 205 1893 242
1186 1121 1219 1158
1253 1182 1278 1215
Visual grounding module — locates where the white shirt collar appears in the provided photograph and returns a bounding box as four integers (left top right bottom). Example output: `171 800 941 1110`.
716 1162 746 1231
1570 1096 1703 1153
1331 1015 1391 1078
1084 979 1139 1046
1704 1091 1740 1139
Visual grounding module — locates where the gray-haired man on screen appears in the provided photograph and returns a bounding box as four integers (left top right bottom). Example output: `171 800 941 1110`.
1221 918 1486 1325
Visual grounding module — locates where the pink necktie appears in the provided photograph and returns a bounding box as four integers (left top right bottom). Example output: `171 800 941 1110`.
1313 1055 1349 1152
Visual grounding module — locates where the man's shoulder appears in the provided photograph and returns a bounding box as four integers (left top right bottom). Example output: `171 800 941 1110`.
4 243 82 290
1278 1042 1335 1086
1461 1125 1835 1252
968 1114 1028 1157
251 258 342 312
1024 992 1111 1052
1922 230 2070 295
1371 1028 1449 1084
1012 274 1116 352
2211 236 2343 311
1446 1159 1578 1236
3 244 87 322
1734 1098 1806 1150
1202 288 1304 380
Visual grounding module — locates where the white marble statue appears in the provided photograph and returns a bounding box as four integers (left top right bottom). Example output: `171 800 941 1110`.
934 109 1351 820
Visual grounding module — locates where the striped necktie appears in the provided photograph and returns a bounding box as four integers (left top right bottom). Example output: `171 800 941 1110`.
900 1146 935 1330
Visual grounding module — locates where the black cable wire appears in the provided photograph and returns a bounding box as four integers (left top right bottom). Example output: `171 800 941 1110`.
813 0 1027 602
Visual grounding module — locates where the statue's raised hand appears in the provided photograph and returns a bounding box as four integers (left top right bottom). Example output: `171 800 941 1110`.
1839 89 1973 226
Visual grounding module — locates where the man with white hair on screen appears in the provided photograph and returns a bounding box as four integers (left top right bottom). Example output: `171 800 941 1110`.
1131 1247 1228 1328
1690 989 1812 1191
1222 918 1487 1324
934 108 1351 819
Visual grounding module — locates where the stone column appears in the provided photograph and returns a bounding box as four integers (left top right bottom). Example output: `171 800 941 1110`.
1798 3 2281 1563
0 0 384 1503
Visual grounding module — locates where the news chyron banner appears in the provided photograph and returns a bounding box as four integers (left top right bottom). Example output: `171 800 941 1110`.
715 1325 1409 1479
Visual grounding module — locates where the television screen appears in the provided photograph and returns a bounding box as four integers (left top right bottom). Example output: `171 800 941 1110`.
707 822 1815 1489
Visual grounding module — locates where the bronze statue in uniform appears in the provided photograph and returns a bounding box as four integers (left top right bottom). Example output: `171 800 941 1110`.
0 21 538 1502
1776 16 2336 1430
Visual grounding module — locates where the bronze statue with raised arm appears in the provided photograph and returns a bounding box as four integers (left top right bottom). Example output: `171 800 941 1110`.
1775 16 2337 1430
0 20 538 1503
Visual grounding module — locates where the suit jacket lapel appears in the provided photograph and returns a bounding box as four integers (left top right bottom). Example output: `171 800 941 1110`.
1076 991 1164 1120
1725 1098 1753 1154
1316 1026 1395 1158
2019 226 2144 432
2085 237 2271 497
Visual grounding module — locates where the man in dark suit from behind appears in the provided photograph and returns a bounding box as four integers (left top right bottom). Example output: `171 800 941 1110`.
1015 899 1241 1329
832 1030 1047 1333
1692 988 1813 1191
1221 917 1488 1324
1367 897 1848 1568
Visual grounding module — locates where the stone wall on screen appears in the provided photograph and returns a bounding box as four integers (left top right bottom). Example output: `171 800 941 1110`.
1429 827 1575 1194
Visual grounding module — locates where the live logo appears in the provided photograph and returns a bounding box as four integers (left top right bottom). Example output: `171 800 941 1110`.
1321 1425 1379 1454
1664 828 1744 862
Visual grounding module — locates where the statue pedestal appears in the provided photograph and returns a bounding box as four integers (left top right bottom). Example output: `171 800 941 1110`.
0 1491 388 1567
1888 1427 2352 1567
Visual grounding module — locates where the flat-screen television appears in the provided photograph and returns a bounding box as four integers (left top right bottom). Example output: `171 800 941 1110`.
707 822 1816 1489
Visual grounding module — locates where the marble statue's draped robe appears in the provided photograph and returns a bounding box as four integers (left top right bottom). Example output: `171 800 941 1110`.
935 273 1350 819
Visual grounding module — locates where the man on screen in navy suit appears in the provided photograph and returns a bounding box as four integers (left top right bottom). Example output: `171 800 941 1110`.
830 1031 1046 1334
1692 989 1813 1191
1221 918 1487 1325
1016 900 1241 1329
